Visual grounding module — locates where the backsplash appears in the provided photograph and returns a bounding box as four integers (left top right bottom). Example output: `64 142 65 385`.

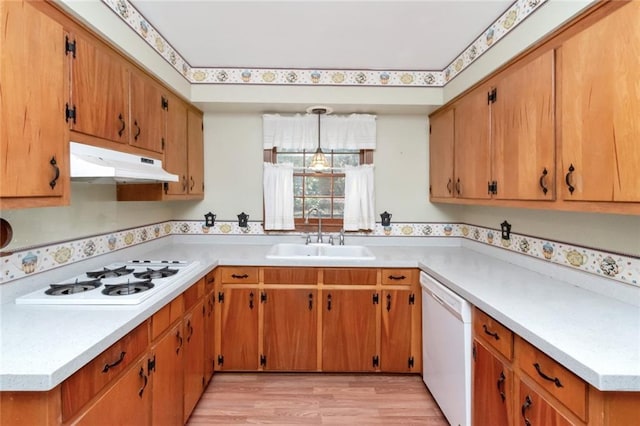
2 221 638 287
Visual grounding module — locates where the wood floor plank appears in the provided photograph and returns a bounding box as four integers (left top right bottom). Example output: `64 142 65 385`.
187 373 447 425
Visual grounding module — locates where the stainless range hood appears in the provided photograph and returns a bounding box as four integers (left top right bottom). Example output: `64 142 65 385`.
70 142 179 184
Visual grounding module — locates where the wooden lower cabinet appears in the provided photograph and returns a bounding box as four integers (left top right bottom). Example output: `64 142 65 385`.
322 289 377 372
519 381 573 426
183 299 205 423
204 288 216 382
218 287 259 370
380 289 416 372
263 289 318 370
472 340 513 426
150 321 184 426
72 358 151 426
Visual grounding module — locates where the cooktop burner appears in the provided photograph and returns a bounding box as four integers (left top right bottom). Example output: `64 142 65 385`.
133 266 178 280
102 280 154 296
86 266 134 279
45 279 102 296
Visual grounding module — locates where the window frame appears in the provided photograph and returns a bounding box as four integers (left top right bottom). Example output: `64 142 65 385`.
264 148 373 232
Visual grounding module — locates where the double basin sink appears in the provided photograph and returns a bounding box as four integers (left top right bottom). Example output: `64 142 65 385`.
266 243 375 260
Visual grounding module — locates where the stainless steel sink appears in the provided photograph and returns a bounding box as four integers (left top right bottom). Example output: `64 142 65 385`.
266 243 375 260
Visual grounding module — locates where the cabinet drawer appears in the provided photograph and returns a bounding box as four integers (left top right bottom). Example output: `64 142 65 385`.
473 308 513 360
381 268 417 285
517 337 587 421
184 278 205 311
205 270 216 292
61 321 149 420
151 295 184 340
323 268 377 285
220 267 259 284
263 267 317 284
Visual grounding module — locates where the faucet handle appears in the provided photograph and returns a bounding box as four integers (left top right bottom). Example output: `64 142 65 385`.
329 235 334 245
339 229 345 245
305 234 311 245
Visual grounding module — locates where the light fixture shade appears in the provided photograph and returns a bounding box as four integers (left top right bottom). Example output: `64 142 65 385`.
309 147 330 172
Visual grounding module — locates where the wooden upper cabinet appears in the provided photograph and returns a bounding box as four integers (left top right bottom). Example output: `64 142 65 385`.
492 50 555 201
129 70 166 154
0 0 68 205
454 86 492 199
429 108 455 198
69 31 129 144
165 93 189 195
560 1 640 202
187 109 205 196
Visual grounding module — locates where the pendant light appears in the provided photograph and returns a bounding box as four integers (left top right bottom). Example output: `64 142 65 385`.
309 107 331 172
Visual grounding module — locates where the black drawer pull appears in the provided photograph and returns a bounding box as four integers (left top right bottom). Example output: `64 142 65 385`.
102 351 126 373
533 362 563 388
49 157 60 190
565 164 575 194
482 324 500 340
539 167 549 195
387 275 406 281
231 273 249 279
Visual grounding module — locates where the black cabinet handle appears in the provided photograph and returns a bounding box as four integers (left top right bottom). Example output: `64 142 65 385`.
497 371 506 402
565 164 575 194
455 178 461 195
231 274 249 279
539 167 549 195
102 351 126 373
133 120 141 141
308 293 313 310
182 175 187 192
249 292 254 309
387 275 406 281
118 113 126 137
327 293 332 311
482 324 500 340
186 320 193 342
446 178 453 194
138 366 148 398
533 362 563 388
176 330 183 354
386 293 392 311
190 176 195 191
49 157 60 190
521 395 532 426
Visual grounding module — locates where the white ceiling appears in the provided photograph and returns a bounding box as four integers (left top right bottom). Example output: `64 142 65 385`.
129 0 513 71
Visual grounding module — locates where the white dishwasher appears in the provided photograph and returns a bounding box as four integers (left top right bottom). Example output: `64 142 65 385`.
421 271 472 426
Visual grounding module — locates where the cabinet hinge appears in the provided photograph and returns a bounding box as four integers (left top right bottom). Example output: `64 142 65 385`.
260 292 267 303
429 124 432 134
372 293 379 305
217 355 224 366
408 356 414 369
372 355 380 368
202 376 205 388
218 292 224 303
147 356 156 374
161 96 169 110
163 182 169 194
487 88 497 104
472 343 477 361
488 180 498 195
409 293 415 305
161 138 165 150
260 354 267 367
65 36 76 58
65 103 76 124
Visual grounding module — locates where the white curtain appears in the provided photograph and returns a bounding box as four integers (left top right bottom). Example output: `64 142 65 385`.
343 164 375 231
263 162 295 230
263 113 376 150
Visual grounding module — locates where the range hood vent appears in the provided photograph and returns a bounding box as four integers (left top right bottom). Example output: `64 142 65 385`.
70 142 179 184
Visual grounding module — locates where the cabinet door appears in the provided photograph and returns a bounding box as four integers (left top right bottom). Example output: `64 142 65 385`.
561 1 640 202
187 109 204 196
322 290 377 372
380 290 414 372
204 290 216 382
0 0 67 200
263 289 318 371
151 321 184 426
183 300 205 423
454 86 492 199
74 359 150 426
492 50 555 201
70 31 129 144
219 287 259 370
472 340 512 426
519 381 573 426
129 70 165 154
429 108 455 198
165 94 189 195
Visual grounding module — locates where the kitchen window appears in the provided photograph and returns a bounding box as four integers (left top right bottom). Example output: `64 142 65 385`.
264 148 373 232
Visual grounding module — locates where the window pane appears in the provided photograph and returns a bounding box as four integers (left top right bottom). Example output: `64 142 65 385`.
333 153 360 167
278 153 304 168
333 177 345 196
305 176 332 196
294 197 304 217
316 198 332 217
333 199 344 218
293 176 303 196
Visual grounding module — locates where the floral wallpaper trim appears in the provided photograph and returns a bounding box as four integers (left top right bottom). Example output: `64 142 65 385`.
100 0 547 87
2 220 638 288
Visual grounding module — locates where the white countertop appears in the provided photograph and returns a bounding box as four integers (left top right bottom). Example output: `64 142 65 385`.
1 236 639 392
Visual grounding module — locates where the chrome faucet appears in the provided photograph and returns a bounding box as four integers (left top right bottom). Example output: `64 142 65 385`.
305 208 323 243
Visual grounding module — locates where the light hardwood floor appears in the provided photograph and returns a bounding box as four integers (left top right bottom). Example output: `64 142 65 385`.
187 373 448 425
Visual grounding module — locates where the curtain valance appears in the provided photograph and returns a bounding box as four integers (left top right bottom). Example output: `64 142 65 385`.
263 113 376 150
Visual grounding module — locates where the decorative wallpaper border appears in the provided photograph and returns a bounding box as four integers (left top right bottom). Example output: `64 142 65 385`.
100 0 548 87
2 220 638 288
